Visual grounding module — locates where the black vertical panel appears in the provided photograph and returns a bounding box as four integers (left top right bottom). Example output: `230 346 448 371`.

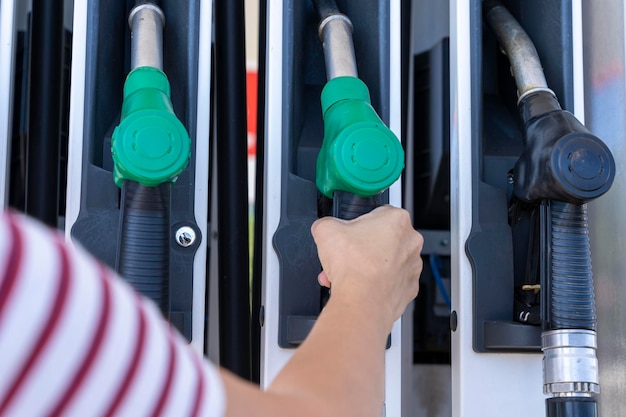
251 0 268 385
26 0 64 226
214 0 252 379
400 0 411 151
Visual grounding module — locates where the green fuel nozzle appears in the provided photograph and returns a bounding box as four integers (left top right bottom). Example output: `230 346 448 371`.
111 66 191 187
111 4 190 188
316 76 404 198
313 3 403 201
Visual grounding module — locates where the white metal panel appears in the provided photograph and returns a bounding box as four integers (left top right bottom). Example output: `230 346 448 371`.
582 1 626 416
190 0 212 355
65 0 87 236
0 0 17 206
259 0 291 387
449 1 543 416
386 2 406 414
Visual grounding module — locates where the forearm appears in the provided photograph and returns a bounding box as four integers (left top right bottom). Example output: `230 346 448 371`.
268 296 390 417
220 295 389 417
221 206 422 417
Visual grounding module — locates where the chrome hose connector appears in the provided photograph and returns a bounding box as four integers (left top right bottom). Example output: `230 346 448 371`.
542 329 600 397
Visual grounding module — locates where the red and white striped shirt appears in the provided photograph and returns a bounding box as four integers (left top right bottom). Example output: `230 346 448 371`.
0 212 225 417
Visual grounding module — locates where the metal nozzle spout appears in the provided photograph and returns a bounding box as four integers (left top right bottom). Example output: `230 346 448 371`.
483 0 553 102
129 3 165 70
318 13 358 79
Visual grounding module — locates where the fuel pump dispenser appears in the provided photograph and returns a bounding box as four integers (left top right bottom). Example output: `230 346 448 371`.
112 2 191 315
440 1 617 416
2 0 626 416
259 0 407 414
483 2 615 414
66 0 213 352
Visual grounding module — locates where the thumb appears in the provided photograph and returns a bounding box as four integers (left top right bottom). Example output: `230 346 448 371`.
317 271 331 288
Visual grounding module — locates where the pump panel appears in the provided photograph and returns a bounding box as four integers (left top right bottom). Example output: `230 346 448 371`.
267 0 393 348
468 0 577 353
66 0 212 346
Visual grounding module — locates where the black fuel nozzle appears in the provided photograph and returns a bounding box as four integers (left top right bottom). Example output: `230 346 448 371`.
484 2 615 413
513 90 615 204
512 91 611 404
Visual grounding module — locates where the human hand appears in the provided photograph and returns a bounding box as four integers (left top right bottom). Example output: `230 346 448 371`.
311 205 423 331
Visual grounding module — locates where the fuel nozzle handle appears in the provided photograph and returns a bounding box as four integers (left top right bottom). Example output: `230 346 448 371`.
111 3 191 315
514 91 615 205
484 1 615 203
316 77 404 202
112 4 190 188
313 2 404 219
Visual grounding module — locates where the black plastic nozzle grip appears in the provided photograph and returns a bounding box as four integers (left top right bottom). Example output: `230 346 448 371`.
514 91 615 204
117 181 170 315
332 191 384 220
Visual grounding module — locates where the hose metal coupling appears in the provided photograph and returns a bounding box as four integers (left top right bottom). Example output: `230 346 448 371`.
542 329 600 397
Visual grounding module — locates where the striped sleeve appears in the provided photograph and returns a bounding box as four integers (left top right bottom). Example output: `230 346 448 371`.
0 212 225 417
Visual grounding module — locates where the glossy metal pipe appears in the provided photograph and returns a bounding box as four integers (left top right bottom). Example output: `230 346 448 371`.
313 0 358 80
129 3 165 70
483 0 553 102
318 14 358 79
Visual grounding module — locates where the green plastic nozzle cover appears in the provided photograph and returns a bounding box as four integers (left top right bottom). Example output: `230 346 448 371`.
111 66 191 188
316 76 404 198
